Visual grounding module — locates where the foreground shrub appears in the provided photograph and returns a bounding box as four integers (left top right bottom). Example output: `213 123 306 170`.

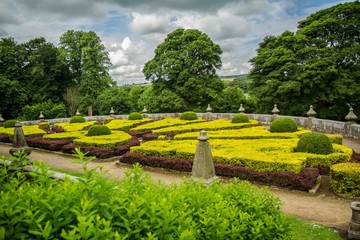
296 133 333 155
128 112 143 120
0 161 290 239
270 118 297 133
331 162 360 197
231 114 249 123
87 125 112 136
180 111 198 120
4 119 16 128
70 116 86 123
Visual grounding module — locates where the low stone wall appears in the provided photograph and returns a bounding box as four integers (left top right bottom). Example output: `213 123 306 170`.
19 112 360 140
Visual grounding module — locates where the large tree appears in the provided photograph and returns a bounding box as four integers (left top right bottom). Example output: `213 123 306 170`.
21 37 72 104
249 2 360 120
143 28 224 109
60 30 114 112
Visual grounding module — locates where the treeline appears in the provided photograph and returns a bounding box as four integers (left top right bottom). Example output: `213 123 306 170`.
0 30 113 120
0 1 358 121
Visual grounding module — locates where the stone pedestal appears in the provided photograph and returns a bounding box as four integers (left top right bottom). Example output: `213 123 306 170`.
9 121 32 157
192 130 217 184
349 202 360 240
206 104 212 121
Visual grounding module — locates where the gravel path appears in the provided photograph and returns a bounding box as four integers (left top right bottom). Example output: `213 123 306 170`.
0 140 358 236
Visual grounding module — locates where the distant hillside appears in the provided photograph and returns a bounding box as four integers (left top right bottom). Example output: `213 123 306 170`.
220 74 248 79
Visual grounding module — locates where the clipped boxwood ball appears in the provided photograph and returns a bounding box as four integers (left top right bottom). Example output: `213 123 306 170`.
232 114 249 123
180 111 198 120
70 116 86 123
87 125 112 136
296 132 333 155
4 119 17 128
128 112 143 120
270 118 297 133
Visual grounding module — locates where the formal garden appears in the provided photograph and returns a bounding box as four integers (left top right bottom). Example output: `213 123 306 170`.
1 110 357 239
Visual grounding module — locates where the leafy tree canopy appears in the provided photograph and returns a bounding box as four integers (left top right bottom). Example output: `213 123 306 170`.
143 28 224 109
249 1 360 120
60 30 114 107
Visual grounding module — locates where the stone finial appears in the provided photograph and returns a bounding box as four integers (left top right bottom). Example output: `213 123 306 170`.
346 107 358 122
0 114 4 126
206 104 212 112
307 105 317 117
348 201 360 240
9 121 32 156
142 106 148 113
271 104 280 115
110 107 115 117
192 130 217 182
198 130 209 141
238 104 245 114
75 109 81 116
39 111 45 122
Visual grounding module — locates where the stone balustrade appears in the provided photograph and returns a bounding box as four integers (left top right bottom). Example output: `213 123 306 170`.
16 108 360 140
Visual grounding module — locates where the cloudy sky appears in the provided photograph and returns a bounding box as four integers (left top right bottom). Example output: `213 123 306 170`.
0 0 352 85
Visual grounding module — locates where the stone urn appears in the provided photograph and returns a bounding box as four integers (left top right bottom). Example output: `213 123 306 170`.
349 201 360 239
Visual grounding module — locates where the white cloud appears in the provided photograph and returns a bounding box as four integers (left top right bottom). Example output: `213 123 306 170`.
130 12 170 34
0 0 350 83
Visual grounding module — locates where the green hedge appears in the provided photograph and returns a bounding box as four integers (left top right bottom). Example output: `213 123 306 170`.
87 125 111 136
231 114 249 123
331 162 360 197
180 111 198 120
4 119 17 128
0 161 290 239
270 118 297 133
296 133 333 155
128 112 143 120
21 99 67 121
70 116 86 123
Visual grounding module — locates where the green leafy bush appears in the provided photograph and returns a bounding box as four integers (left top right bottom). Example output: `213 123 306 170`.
331 162 360 197
296 133 333 155
21 100 67 121
87 125 112 136
180 111 198 120
4 119 17 128
0 158 290 239
104 118 114 124
39 122 50 131
128 112 143 120
270 118 297 133
70 116 86 123
231 114 249 123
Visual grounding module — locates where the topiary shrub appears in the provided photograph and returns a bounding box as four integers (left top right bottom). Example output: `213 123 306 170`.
296 132 333 155
128 112 143 120
4 119 17 128
87 125 112 136
70 116 86 123
231 114 249 123
270 118 297 133
180 111 198 120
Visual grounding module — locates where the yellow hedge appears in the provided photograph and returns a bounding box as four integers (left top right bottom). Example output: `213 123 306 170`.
174 126 311 140
0 125 46 138
131 138 352 173
43 131 86 140
105 118 152 131
130 117 205 132
73 131 132 148
331 162 360 197
54 121 96 132
152 119 259 135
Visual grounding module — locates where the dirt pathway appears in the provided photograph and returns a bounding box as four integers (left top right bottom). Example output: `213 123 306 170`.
0 142 356 235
